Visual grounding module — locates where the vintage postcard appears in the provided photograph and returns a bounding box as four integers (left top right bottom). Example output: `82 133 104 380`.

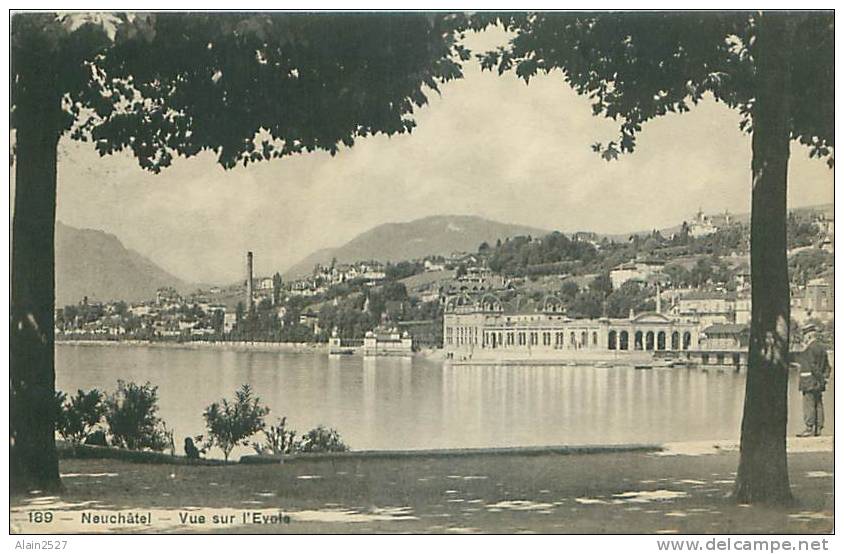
8 9 834 541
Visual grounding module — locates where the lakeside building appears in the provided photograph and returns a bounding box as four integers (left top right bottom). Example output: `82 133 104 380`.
689 323 749 371
328 327 413 356
363 327 413 357
443 293 700 365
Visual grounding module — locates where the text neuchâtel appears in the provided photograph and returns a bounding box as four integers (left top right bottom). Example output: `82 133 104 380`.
81 512 152 525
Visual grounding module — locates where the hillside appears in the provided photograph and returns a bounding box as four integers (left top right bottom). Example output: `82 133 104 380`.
56 221 190 305
604 203 833 241
284 215 548 278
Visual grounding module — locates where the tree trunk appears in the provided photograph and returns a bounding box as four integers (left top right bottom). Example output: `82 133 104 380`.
10 50 63 493
733 13 794 505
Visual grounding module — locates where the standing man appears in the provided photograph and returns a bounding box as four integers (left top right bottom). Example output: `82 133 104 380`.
794 324 832 437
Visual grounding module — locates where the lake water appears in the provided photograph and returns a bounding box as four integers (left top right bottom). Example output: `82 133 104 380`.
56 344 833 458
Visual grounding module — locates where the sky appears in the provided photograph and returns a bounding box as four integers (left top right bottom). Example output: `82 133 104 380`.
48 30 833 285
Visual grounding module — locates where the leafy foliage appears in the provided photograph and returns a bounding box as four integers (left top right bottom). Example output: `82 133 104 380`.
298 425 349 453
12 13 474 171
487 233 598 276
789 249 834 285
203 384 270 461
105 380 170 451
252 417 298 456
384 261 426 281
473 12 833 166
606 281 655 318
786 212 821 249
54 388 106 445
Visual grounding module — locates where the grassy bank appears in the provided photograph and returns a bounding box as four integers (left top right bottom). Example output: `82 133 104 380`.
11 445 833 534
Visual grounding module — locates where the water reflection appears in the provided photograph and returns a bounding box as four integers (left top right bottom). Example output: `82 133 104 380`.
56 344 832 456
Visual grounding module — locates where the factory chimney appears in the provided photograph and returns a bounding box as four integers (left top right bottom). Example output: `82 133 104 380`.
246 251 254 312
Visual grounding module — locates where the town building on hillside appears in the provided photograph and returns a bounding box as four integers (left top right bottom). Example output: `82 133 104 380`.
223 313 237 334
289 281 317 297
447 252 478 266
734 263 751 290
156 287 181 306
572 231 602 249
442 272 511 295
674 290 737 328
299 311 321 334
707 211 735 229
573 231 598 241
424 259 446 272
688 208 734 238
815 213 834 253
610 259 665 289
419 287 441 303
792 276 834 323
734 293 751 325
129 304 154 317
443 293 700 364
360 268 386 282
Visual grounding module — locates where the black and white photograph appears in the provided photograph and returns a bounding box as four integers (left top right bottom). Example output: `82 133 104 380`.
7 7 836 541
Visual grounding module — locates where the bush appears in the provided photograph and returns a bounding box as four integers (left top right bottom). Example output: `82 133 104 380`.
203 384 269 461
252 416 297 456
55 388 106 445
298 425 349 453
105 380 170 451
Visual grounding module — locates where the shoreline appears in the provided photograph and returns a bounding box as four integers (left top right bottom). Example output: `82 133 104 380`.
56 339 451 359
56 340 832 365
56 339 330 354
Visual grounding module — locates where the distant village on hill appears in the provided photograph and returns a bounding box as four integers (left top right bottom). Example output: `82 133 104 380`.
56 206 834 366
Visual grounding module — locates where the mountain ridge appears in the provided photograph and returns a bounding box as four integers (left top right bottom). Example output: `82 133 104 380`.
56 221 191 305
283 214 549 278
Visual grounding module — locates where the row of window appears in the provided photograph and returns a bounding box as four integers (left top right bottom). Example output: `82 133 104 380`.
445 325 480 346
482 329 600 350
446 326 698 352
607 330 692 351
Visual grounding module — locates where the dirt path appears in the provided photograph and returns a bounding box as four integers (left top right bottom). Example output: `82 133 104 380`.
11 445 833 534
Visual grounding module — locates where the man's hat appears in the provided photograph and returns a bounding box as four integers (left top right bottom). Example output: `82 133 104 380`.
802 323 818 334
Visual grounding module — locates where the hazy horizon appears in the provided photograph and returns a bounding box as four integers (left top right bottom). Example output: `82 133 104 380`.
16 28 832 284
56 199 832 287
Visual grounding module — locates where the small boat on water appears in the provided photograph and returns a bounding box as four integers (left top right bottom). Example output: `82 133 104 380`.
329 348 356 356
595 361 613 368
634 364 652 370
